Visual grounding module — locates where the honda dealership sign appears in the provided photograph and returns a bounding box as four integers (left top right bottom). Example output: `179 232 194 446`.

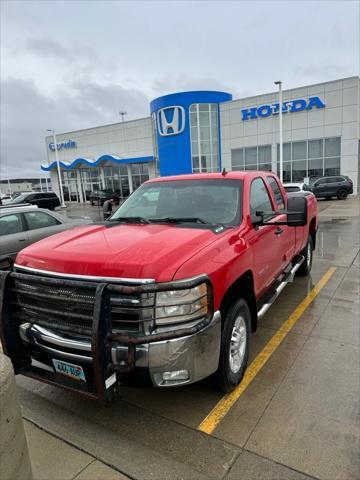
241 96 326 121
157 106 186 136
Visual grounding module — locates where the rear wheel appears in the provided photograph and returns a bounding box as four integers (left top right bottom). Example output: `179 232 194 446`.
297 235 313 276
216 299 251 393
337 189 348 200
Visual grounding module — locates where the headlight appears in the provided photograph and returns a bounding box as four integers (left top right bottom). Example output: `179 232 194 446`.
155 283 209 325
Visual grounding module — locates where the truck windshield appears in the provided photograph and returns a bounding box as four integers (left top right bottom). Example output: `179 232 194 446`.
111 179 242 226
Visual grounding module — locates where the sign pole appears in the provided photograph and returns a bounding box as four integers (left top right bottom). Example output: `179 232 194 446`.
275 81 283 183
48 129 66 207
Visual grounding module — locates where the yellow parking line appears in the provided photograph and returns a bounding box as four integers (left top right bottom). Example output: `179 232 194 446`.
198 266 337 435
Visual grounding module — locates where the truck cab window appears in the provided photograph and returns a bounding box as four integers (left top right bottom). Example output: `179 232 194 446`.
266 176 285 210
250 178 274 217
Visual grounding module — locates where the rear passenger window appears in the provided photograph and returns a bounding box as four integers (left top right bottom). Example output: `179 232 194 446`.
266 176 285 210
0 214 23 236
250 178 274 217
24 212 60 230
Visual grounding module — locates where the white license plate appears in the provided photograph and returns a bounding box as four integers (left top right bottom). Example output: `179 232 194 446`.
52 359 86 382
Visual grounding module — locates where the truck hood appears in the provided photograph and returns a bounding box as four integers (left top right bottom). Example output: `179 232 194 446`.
16 223 222 282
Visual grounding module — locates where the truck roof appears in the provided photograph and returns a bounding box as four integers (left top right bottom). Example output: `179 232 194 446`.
146 171 274 184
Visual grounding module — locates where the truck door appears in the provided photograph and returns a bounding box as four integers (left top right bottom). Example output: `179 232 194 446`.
247 177 284 297
266 175 295 271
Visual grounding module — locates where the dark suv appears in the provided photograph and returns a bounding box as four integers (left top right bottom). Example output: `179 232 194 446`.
8 192 60 210
308 176 353 200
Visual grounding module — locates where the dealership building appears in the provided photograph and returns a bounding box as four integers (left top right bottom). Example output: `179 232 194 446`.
42 76 360 201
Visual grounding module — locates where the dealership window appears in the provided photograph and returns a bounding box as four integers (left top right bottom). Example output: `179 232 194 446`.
79 168 101 201
111 165 130 198
231 145 272 172
131 163 149 190
277 137 341 182
190 103 220 173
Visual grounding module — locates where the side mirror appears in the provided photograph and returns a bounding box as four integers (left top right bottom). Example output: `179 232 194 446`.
250 210 267 228
250 197 308 228
286 196 308 226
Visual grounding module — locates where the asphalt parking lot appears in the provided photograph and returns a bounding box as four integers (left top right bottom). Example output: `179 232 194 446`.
14 196 360 480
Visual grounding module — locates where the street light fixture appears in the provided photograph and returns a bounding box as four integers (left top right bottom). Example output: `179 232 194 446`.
274 80 283 183
119 111 127 122
46 129 66 207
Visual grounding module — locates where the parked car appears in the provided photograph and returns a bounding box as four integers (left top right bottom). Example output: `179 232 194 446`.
90 189 120 206
0 194 13 205
307 175 353 200
0 205 92 263
0 172 318 401
11 191 33 200
7 191 61 209
283 183 309 193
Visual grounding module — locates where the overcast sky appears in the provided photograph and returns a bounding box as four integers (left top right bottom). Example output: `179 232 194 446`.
0 0 358 179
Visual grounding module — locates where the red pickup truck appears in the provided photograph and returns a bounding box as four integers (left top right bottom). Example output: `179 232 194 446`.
0 172 318 402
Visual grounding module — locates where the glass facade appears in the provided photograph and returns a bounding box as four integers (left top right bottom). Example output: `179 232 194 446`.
61 164 149 202
277 137 341 182
231 145 272 172
190 103 220 173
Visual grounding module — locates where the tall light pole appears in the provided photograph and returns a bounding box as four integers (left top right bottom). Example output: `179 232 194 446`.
47 129 66 207
274 80 283 183
119 111 127 122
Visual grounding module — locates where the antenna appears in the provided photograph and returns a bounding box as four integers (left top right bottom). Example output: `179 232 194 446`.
119 111 127 122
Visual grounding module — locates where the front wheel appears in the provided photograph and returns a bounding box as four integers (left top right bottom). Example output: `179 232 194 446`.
337 189 348 200
297 235 313 276
216 299 251 393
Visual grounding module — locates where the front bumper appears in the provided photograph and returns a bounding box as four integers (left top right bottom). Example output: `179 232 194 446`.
18 310 221 388
0 270 220 402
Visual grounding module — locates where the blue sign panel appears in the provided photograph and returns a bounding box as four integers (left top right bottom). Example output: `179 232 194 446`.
49 139 77 151
150 91 232 176
241 96 325 121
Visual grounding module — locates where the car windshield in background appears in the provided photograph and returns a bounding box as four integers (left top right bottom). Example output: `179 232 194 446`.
8 193 29 203
111 179 242 226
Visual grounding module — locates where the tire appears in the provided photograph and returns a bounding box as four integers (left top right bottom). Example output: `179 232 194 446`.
297 235 313 276
216 299 251 393
90 201 94 206
337 189 348 200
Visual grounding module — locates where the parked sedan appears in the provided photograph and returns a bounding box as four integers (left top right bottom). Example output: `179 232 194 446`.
283 183 309 193
0 205 92 264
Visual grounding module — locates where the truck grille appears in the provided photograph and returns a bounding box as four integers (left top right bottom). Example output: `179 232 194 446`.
12 273 154 336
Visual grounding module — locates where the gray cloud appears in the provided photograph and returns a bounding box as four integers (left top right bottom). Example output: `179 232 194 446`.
152 75 253 99
1 0 358 179
0 77 149 178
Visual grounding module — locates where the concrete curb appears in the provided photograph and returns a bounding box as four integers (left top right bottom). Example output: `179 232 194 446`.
0 353 33 480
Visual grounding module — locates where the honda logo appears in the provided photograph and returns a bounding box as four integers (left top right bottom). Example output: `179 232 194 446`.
157 106 185 136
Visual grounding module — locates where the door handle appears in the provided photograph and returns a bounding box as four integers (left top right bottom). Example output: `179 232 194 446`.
18 238 26 242
275 227 284 236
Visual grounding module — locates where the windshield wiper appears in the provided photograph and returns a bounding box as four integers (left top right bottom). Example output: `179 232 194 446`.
149 217 211 225
108 216 151 224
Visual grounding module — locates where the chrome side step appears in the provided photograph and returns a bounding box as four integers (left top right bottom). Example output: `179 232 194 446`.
257 256 305 321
